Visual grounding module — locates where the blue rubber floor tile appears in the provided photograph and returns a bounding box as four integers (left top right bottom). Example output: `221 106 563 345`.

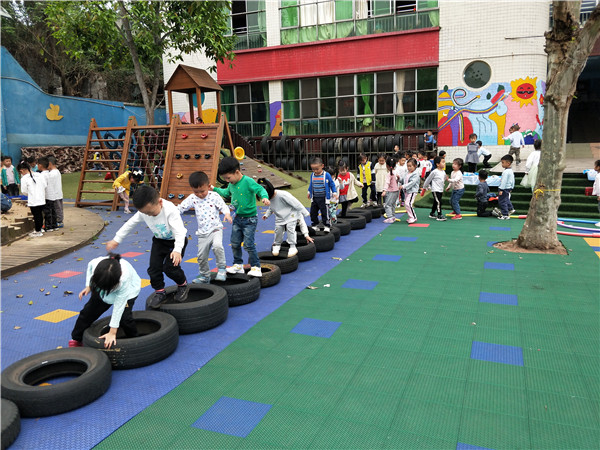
591 246 600 251
479 292 518 306
457 443 495 450
471 341 524 366
372 254 402 262
394 236 418 242
487 241 498 247
192 396 272 437
291 318 342 338
489 226 510 231
341 279 379 290
484 262 514 271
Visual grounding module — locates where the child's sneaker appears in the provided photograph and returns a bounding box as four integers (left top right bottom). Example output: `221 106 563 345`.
174 283 190 302
124 208 132 214
193 275 210 284
57 223 64 228
383 217 395 223
271 245 281 256
360 203 367 208
248 266 263 277
148 290 167 308
288 245 298 257
323 226 330 233
311 225 320 232
68 339 82 348
498 215 510 220
491 207 502 217
451 214 462 220
215 269 227 281
407 219 417 224
429 214 437 219
437 215 447 221
29 231 43 237
226 264 245 274
509 209 516 215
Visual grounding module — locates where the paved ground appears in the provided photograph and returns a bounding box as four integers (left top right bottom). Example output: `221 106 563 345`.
2 205 599 449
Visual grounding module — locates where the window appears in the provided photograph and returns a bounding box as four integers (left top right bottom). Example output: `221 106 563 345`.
221 82 270 137
231 0 267 50
281 68 437 134
280 0 439 45
463 61 491 89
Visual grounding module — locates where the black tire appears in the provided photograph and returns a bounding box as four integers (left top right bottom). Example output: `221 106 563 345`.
294 138 304 154
280 240 316 262
333 219 351 235
342 139 349 153
378 135 386 152
363 137 371 153
301 156 308 170
1 399 20 449
321 139 328 153
349 208 373 222
393 134 402 149
151 284 228 334
304 231 335 252
83 311 178 369
349 138 356 153
365 205 384 218
357 137 364 153
261 136 272 154
209 273 261 307
275 157 281 168
1 348 111 417
339 214 366 229
418 135 425 150
288 157 295 170
330 225 341 241
244 263 281 288
258 252 299 274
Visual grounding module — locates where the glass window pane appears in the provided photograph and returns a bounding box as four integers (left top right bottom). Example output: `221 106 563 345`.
301 78 318 98
337 118 355 133
399 92 415 113
246 12 259 33
377 72 394 93
358 116 375 132
222 85 235 104
238 104 251 121
301 99 318 118
335 0 353 20
463 61 491 89
417 0 438 9
283 101 300 119
302 119 318 134
247 0 260 13
320 119 336 134
416 113 437 130
320 98 336 117
251 82 266 102
373 0 391 15
416 91 437 111
417 67 437 90
378 116 394 131
237 85 250 103
338 75 354 96
252 103 267 122
283 80 300 100
396 69 415 91
356 73 374 95
319 77 336 97
281 1 299 27
338 97 354 116
283 120 300 135
376 93 394 114
236 123 252 136
223 104 235 122
253 123 268 136
395 114 416 131
357 95 374 116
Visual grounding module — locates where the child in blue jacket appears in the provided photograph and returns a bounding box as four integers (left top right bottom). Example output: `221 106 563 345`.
307 157 337 233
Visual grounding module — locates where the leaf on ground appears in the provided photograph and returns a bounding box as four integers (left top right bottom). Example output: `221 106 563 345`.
28 301 33 305
52 285 58 288
16 294 23 298
70 227 75 231
39 288 44 292
323 284 330 287
133 259 138 262
56 346 63 349
13 326 21 330
76 257 84 261
331 257 342 260
64 291 73 295
306 286 318 289
45 292 50 296
103 222 110 226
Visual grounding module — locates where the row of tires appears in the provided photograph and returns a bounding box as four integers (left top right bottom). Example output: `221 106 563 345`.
259 134 403 156
0 206 383 448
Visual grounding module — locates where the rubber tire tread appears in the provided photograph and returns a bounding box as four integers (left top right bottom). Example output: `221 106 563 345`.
338 214 366 229
349 208 372 222
330 225 341 241
365 206 384 218
1 399 20 449
1 348 111 417
151 284 228 334
209 273 261 307
332 219 351 235
246 263 281 288
280 240 316 262
258 252 299 274
83 311 178 370
304 231 335 252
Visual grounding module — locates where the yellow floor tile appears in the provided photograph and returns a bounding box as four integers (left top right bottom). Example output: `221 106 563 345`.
262 230 275 234
141 279 151 288
35 309 79 323
584 237 600 247
184 258 212 264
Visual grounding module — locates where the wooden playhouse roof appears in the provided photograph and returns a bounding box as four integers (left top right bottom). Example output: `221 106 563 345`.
165 64 223 93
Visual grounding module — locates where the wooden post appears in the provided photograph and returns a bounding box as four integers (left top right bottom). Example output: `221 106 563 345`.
160 115 181 200
188 92 195 124
112 116 137 211
216 91 222 124
196 87 203 123
168 90 174 123
222 113 235 157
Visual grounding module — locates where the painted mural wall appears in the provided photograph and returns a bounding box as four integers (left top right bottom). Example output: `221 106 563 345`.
437 76 545 147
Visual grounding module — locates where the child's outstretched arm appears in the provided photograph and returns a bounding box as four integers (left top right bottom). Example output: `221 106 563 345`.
177 194 194 214
107 213 144 251
422 170 435 190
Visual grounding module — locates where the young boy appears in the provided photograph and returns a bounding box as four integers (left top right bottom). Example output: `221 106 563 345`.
1 155 20 196
106 185 189 308
373 154 387 207
504 123 525 165
446 158 465 220
357 153 375 207
394 155 408 207
465 133 479 173
213 157 270 277
423 156 447 221
475 170 493 217
592 160 600 227
308 157 337 232
424 130 436 151
417 151 432 180
178 171 232 284
47 156 64 227
477 140 492 168
113 169 144 214
37 157 59 232
498 154 515 220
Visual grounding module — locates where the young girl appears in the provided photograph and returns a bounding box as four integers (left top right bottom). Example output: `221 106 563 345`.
373 154 387 207
394 156 408 207
399 158 420 224
358 153 375 207
337 160 363 218
327 166 339 224
113 169 144 214
259 178 313 257
382 157 400 224
446 158 465 220
592 160 600 228
17 160 47 237
69 253 141 348
525 139 542 192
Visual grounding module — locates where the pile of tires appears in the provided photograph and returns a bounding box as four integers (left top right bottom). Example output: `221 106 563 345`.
209 273 261 307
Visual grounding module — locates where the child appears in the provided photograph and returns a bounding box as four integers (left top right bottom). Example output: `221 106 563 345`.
336 160 362 218
504 123 525 165
47 156 64 227
260 178 313 257
213 157 270 277
417 151 432 180
477 140 492 168
69 253 140 349
593 160 600 227
498 154 515 220
382 157 400 223
525 139 542 192
327 166 339 224
394 155 408 207
178 171 232 284
423 156 447 221
446 158 465 220
307 157 337 232
37 157 58 232
17 160 47 237
26 156 38 172
475 170 493 217
373 154 388 206
113 169 144 214
358 153 376 207
399 158 420 224
465 133 479 173
424 130 436 151
1 156 20 196
106 185 189 308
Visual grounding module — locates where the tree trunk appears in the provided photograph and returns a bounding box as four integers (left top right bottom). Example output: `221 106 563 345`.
516 1 600 250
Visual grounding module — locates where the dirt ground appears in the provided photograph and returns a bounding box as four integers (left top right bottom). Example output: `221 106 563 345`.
1 200 31 226
495 239 568 255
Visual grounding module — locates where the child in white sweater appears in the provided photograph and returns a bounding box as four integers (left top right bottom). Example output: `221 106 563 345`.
446 158 465 220
423 156 447 221
17 160 47 237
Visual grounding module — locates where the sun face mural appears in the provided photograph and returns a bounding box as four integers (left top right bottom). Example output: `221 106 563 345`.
437 77 545 147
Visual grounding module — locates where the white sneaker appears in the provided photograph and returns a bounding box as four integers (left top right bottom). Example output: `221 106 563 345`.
323 226 330 233
509 209 516 215
272 245 280 256
226 264 244 274
311 226 320 232
248 266 263 277
288 246 298 257
29 231 43 237
360 203 367 208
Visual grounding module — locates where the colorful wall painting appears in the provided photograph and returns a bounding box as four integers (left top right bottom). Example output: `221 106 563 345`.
437 76 545 147
270 101 282 137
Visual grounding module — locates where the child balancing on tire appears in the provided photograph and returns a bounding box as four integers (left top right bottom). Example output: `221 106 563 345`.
69 253 141 349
